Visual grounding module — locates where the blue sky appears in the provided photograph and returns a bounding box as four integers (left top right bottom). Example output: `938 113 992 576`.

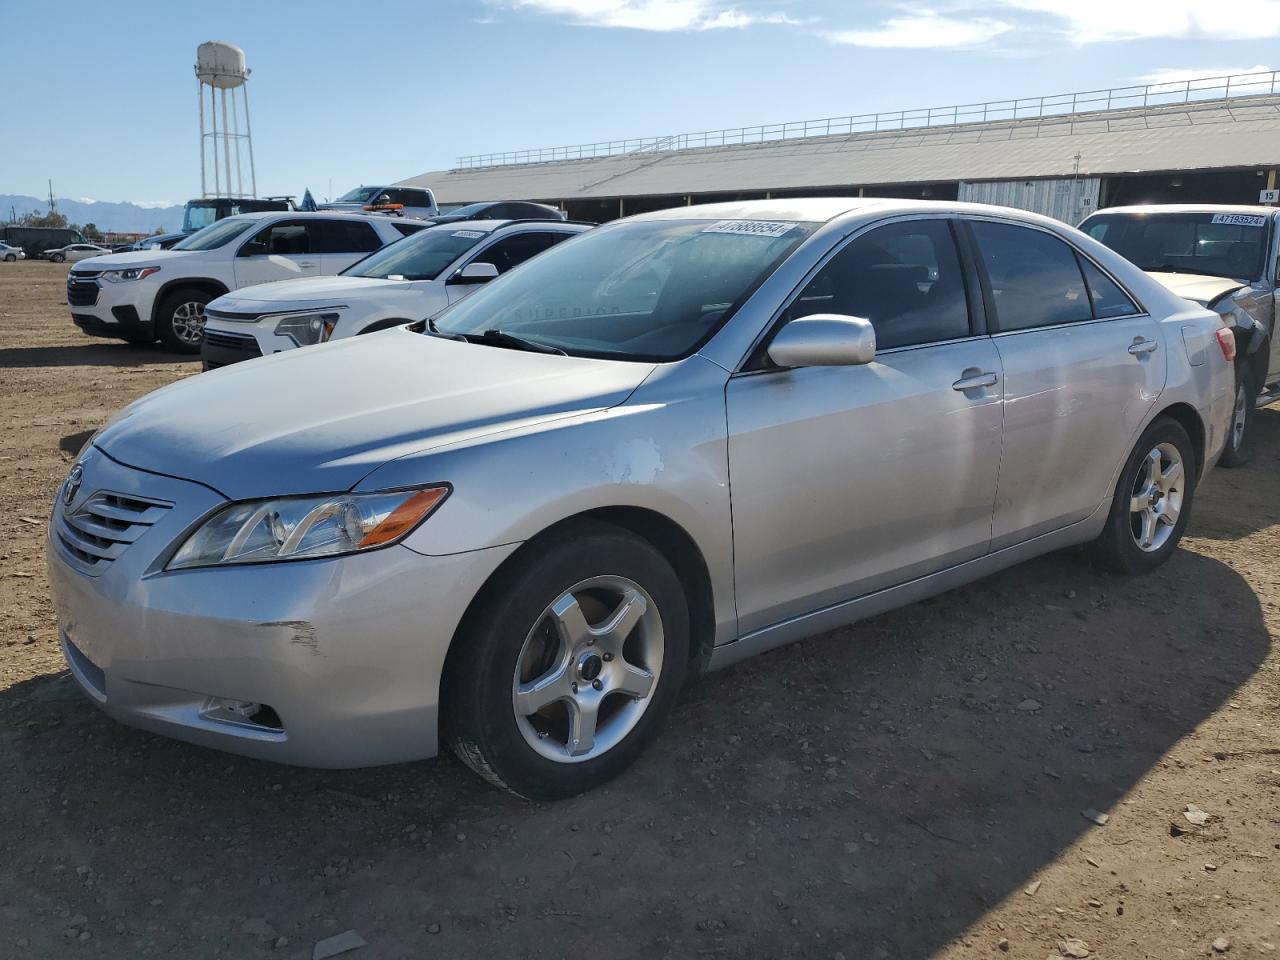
0 0 1275 206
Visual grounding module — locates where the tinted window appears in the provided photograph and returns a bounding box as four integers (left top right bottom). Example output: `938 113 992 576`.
970 221 1091 331
785 219 970 350
1082 212 1268 282
319 219 382 254
242 221 312 256
1078 256 1139 319
474 232 570 274
392 222 428 237
343 226 489 281
387 189 428 208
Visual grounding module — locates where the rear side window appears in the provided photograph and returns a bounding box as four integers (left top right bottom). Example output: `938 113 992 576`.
1077 256 1139 319
318 219 383 254
970 221 1091 331
473 231 573 274
387 189 428 208
784 219 971 350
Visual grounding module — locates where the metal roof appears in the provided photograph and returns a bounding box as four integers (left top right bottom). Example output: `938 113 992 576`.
400 96 1280 204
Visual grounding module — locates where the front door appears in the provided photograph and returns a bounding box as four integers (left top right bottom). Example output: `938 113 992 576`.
964 219 1166 546
727 218 1004 633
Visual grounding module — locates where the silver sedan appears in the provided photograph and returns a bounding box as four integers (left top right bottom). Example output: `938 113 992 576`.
48 199 1236 798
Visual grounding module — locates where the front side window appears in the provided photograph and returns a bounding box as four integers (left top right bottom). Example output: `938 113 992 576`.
1083 212 1268 282
337 186 382 204
241 221 311 256
783 219 971 350
343 226 490 280
472 232 570 274
970 221 1092 331
173 218 254 251
387 189 426 207
434 218 814 360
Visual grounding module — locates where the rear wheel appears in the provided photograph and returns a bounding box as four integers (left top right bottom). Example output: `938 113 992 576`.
50 253 65 263
1217 363 1255 468
1090 417 1196 575
446 522 689 799
156 288 211 354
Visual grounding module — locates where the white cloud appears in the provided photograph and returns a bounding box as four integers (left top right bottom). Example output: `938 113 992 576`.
502 0 797 30
825 12 1011 48
999 0 1280 42
1137 65 1274 89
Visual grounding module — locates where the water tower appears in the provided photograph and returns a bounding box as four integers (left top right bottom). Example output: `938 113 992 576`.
195 41 256 199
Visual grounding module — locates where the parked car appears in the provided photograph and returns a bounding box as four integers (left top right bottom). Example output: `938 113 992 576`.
0 241 24 262
200 219 590 368
428 200 566 225
133 232 187 251
182 197 294 233
1079 204 1280 466
48 199 1233 799
319 185 439 220
45 243 111 263
65 212 410 353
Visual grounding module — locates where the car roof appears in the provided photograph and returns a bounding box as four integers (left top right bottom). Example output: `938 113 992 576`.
223 210 401 223
1090 204 1279 216
423 218 588 234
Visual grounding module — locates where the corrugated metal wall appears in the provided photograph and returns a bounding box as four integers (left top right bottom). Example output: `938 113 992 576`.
958 177 1101 225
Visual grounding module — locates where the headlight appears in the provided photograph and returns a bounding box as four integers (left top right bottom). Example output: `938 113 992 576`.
103 266 160 283
273 310 342 346
168 485 449 570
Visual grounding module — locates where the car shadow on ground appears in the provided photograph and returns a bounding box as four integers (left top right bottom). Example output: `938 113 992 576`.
0 547 1268 959
0 343 194 368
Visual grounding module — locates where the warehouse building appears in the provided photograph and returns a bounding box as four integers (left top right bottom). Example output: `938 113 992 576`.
400 73 1280 224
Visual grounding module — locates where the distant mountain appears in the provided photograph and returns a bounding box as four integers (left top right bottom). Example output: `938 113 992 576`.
0 195 184 234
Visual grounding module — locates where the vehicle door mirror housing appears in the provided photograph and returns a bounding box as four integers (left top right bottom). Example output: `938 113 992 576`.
767 314 877 368
239 240 269 258
451 262 499 284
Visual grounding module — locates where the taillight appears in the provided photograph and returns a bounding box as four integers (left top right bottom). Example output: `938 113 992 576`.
1215 327 1237 362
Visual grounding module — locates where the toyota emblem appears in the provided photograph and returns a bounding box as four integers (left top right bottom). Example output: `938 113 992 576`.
63 465 83 506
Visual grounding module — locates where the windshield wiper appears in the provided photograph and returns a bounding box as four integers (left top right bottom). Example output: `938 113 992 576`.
461 329 566 355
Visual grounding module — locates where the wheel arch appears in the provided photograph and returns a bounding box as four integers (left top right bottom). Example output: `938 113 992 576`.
1153 401 1206 480
149 277 229 326
440 505 717 713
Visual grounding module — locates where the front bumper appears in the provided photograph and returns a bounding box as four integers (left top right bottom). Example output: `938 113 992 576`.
67 273 157 341
201 313 304 370
47 446 516 768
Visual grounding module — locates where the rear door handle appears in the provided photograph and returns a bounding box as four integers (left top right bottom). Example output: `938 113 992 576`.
1128 338 1159 355
952 371 998 391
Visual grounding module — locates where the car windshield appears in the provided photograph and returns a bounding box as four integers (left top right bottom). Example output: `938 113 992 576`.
172 218 255 251
337 186 382 203
1083 212 1270 282
433 218 815 361
344 226 490 281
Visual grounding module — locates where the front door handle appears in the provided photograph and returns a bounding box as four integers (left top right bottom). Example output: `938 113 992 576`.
297 261 318 269
952 371 999 391
1128 338 1159 355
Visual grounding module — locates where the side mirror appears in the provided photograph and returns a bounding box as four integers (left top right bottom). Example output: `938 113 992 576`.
451 262 499 284
239 240 269 258
767 314 876 368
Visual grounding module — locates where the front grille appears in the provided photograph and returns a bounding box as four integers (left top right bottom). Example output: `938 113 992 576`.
204 308 262 323
67 276 100 306
202 329 263 370
56 491 172 576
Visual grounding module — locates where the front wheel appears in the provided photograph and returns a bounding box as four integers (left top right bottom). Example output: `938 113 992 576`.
1090 417 1196 575
156 288 211 354
50 253 65 263
3 254 15 262
1217 364 1256 468
445 521 690 799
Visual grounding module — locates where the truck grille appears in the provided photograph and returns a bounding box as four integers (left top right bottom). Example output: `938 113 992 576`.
67 275 100 306
56 491 172 576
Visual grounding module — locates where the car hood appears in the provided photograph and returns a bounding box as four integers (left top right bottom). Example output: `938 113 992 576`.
74 248 202 271
93 329 655 500
212 275 404 308
1145 271 1245 308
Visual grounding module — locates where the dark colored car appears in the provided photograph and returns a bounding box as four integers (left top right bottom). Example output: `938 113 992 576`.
428 200 565 225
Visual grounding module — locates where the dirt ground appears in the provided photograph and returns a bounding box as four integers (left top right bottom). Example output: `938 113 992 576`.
0 260 1277 960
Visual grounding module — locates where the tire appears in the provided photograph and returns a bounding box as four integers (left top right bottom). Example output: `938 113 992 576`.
156 288 212 354
50 253 65 263
445 521 690 800
1090 417 1196 575
3 254 14 262
1217 362 1256 468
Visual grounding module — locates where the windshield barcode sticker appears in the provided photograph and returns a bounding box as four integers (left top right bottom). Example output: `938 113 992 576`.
452 230 485 239
702 220 796 238
1210 214 1267 227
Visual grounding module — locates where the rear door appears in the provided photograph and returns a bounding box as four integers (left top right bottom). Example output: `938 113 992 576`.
233 219 323 287
964 218 1165 546
316 218 386 273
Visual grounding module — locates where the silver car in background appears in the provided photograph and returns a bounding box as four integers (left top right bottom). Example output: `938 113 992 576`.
48 199 1235 799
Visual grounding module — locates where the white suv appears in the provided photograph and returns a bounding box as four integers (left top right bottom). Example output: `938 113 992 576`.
67 212 422 353
200 219 590 368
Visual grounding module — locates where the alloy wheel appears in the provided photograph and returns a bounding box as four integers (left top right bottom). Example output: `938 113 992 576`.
1129 441 1184 553
512 575 664 763
171 301 206 345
